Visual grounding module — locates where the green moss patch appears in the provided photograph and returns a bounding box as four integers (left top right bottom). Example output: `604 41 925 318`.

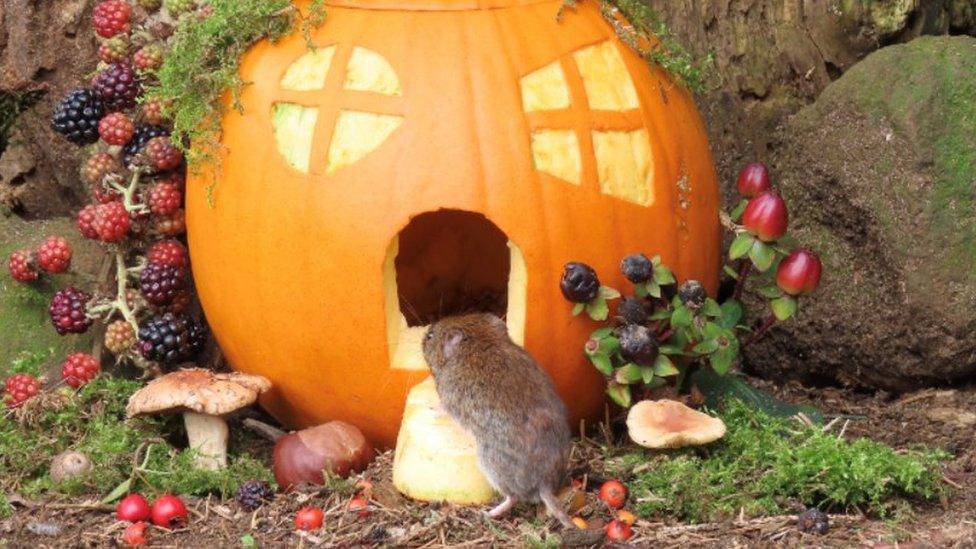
611 400 946 523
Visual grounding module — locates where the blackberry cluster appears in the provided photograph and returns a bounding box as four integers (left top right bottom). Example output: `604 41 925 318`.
49 286 93 335
560 262 600 303
123 124 169 166
140 262 185 305
51 88 105 145
92 63 141 110
235 481 275 511
138 313 206 364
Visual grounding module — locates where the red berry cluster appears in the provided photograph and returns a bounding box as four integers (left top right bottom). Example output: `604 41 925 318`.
61 352 101 388
6 235 73 283
3 373 41 408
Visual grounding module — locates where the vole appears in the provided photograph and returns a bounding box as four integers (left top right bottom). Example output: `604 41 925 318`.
423 313 573 527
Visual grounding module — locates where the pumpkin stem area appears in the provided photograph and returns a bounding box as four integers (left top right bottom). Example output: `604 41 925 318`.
383 210 527 371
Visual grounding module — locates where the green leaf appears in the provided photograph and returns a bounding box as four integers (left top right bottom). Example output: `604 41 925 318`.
586 297 610 321
758 285 783 299
723 265 740 280
649 309 671 321
703 298 722 318
598 286 621 300
592 327 614 339
771 295 797 321
601 336 620 356
658 344 686 356
730 198 748 221
641 366 655 384
690 367 824 421
634 283 649 298
718 299 743 329
572 302 585 316
651 255 662 266
653 354 680 376
606 382 632 408
729 233 755 259
671 305 693 328
100 478 132 504
709 346 736 375
653 265 676 286
615 363 644 384
748 240 775 272
693 339 720 355
240 535 258 549
590 354 614 376
647 281 662 298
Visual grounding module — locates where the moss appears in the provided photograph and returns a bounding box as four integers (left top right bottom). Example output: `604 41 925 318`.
612 400 947 523
0 90 44 152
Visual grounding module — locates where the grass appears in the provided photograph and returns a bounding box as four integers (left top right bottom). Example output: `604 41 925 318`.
611 400 947 523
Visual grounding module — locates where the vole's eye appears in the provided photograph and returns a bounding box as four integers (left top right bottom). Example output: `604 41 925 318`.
424 331 434 341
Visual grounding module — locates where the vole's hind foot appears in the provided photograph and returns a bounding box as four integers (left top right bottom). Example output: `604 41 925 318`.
540 486 574 529
487 496 516 519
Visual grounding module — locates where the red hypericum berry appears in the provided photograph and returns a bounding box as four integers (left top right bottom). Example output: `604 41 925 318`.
347 496 370 519
294 506 324 531
99 112 135 146
122 521 149 546
37 236 72 273
98 35 130 63
105 320 137 354
736 162 771 198
142 136 183 172
155 209 185 236
605 519 633 542
140 98 167 125
741 191 788 242
150 494 188 529
94 201 132 243
149 182 182 216
133 43 164 71
4 373 41 408
77 204 100 239
49 286 93 335
117 493 152 522
598 480 628 510
147 239 188 268
60 352 100 388
92 0 132 38
8 249 38 282
776 249 822 296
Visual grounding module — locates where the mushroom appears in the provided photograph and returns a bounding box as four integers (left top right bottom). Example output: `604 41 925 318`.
50 451 92 482
626 399 726 449
126 368 271 470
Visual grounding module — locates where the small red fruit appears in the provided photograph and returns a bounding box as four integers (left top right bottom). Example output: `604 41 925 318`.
8 249 38 282
117 493 152 522
37 236 73 273
154 209 186 236
598 480 628 510
60 352 100 388
776 249 822 296
141 98 168 126
617 510 637 526
77 204 100 239
99 112 135 146
4 373 41 408
736 162 771 198
347 495 370 519
98 36 130 64
94 201 132 243
133 43 165 71
294 506 324 531
149 182 182 216
605 519 633 542
147 239 188 268
741 191 788 242
122 521 149 546
150 494 188 529
92 0 132 38
143 136 183 172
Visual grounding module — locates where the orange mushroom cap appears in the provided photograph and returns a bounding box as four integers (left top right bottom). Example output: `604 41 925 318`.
626 399 726 449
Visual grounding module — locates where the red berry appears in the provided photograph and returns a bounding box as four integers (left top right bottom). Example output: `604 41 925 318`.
140 262 186 306
133 43 164 71
347 496 370 519
141 98 168 125
122 521 149 546
60 352 100 388
37 236 72 273
4 374 41 408
605 519 633 542
776 249 822 296
92 0 132 38
150 494 188 529
294 506 324 531
105 320 137 354
99 112 135 146
154 170 185 192
83 153 123 201
598 480 628 510
149 182 182 216
741 191 788 242
49 286 93 335
155 209 186 236
736 162 771 198
117 493 152 522
147 239 188 268
94 201 132 243
143 136 183 172
77 204 100 239
8 249 38 282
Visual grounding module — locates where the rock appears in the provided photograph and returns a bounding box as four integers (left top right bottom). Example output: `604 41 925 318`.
0 213 103 375
745 36 976 391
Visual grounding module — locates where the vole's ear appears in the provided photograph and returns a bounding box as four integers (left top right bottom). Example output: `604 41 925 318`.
442 328 464 359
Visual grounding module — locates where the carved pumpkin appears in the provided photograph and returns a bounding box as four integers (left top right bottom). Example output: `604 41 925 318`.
186 0 721 446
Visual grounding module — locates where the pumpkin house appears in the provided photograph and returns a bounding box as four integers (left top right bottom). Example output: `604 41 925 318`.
186 0 721 447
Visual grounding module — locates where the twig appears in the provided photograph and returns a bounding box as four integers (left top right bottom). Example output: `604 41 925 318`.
243 418 287 442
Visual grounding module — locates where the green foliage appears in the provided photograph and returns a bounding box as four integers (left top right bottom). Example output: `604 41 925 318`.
0 90 44 151
613 400 947 522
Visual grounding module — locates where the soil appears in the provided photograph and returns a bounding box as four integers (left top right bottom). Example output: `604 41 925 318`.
3 380 974 548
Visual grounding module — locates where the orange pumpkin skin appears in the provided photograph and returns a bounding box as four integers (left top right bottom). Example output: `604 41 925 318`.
186 0 721 447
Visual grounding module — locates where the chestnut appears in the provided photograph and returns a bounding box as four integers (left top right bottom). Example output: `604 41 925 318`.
273 421 375 490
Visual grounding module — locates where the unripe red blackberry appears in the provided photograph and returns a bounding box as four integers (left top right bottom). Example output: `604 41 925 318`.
92 63 141 110
560 262 600 303
98 35 130 63
8 249 38 282
617 324 657 366
83 152 121 187
98 112 135 146
49 286 93 335
123 125 169 167
153 289 191 315
92 0 132 38
37 236 73 274
617 297 650 325
60 353 100 388
142 136 183 172
140 98 168 125
677 280 707 310
77 204 100 239
620 253 653 284
148 182 182 216
164 0 197 17
147 240 188 269
133 43 165 71
94 201 131 243
105 320 137 355
154 210 185 236
4 373 41 408
140 262 185 306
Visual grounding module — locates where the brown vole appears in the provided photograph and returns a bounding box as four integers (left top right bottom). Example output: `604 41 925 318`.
423 313 573 527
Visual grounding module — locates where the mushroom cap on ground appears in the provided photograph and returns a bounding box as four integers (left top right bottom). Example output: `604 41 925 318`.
126 368 272 418
626 399 726 449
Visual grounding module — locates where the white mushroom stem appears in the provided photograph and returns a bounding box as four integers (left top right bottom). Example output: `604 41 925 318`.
183 412 228 471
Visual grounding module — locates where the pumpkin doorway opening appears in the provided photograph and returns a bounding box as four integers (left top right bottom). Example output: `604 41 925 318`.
384 210 527 371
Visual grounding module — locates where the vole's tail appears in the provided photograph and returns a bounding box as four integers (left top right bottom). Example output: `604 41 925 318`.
539 485 575 529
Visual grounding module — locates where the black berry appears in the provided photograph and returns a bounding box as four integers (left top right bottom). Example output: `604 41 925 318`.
620 253 653 284
618 324 657 366
796 508 829 535
49 286 93 335
123 124 170 167
140 262 186 306
235 480 275 511
678 280 707 310
138 313 206 364
560 262 600 303
51 88 105 145
92 63 142 110
617 297 651 325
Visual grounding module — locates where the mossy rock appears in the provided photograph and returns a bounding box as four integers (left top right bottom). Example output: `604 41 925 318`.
747 36 976 391
0 214 103 376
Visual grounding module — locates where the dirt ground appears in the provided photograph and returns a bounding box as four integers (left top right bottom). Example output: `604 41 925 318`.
2 379 975 548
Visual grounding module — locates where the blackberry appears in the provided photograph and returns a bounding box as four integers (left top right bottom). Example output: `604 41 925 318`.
235 480 275 511
796 508 829 535
617 297 650 326
123 125 169 167
92 63 141 110
49 286 93 335
140 262 186 306
560 262 600 303
620 253 653 284
138 313 206 364
51 88 105 145
618 324 657 366
678 280 707 310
